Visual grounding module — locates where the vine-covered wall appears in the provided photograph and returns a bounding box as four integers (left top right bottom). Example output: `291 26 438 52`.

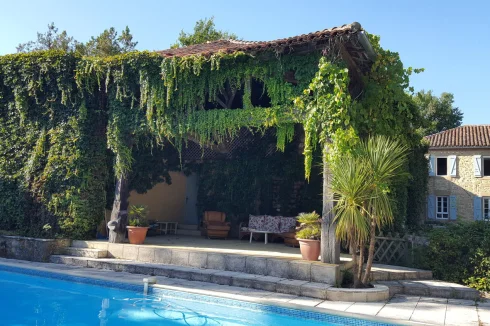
0 33 427 238
0 52 107 238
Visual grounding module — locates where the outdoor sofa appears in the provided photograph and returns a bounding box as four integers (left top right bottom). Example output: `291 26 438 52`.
239 215 298 246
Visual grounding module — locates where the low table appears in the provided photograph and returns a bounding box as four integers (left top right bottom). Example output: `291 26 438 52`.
156 221 178 235
249 229 272 244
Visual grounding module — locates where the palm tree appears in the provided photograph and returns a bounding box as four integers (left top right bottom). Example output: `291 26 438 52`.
329 136 408 287
358 136 408 284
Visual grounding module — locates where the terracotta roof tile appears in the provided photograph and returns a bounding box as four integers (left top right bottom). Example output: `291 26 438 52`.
425 125 490 148
156 22 363 58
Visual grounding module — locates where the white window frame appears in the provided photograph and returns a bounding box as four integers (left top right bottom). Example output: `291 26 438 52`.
483 157 490 177
436 196 449 219
436 157 448 176
483 197 490 221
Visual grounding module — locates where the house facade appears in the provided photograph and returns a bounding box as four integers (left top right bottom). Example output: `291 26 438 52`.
426 125 490 222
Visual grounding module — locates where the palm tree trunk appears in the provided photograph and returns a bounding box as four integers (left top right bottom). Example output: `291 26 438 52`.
357 239 364 284
350 239 361 288
362 217 377 285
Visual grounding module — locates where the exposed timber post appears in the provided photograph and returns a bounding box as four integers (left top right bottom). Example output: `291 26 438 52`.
108 174 130 243
321 144 340 263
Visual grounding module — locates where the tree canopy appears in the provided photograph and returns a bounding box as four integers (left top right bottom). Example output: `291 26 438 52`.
171 17 238 48
414 90 463 136
16 23 138 57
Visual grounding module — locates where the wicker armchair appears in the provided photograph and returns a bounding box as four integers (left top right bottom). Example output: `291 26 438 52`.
202 211 230 239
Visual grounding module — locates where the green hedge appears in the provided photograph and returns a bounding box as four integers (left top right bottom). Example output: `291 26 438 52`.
414 221 490 292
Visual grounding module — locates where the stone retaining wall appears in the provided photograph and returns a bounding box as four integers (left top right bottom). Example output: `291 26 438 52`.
0 236 70 262
73 240 341 285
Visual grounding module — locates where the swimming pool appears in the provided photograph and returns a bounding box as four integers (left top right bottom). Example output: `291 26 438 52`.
0 265 396 326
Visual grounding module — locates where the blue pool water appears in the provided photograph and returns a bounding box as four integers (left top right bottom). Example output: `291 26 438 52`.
0 268 393 326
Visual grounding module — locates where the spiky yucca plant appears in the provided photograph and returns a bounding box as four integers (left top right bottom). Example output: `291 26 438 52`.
330 136 408 287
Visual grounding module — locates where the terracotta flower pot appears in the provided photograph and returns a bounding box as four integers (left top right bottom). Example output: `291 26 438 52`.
298 239 321 261
127 226 149 244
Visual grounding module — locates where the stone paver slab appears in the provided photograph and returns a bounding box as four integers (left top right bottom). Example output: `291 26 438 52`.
410 301 448 325
276 279 309 296
245 256 267 275
288 260 311 281
445 303 479 326
207 253 226 270
377 295 419 320
253 275 285 292
188 252 208 268
266 258 290 278
288 297 323 307
478 307 490 326
316 300 354 312
300 282 331 300
170 250 189 266
345 302 386 316
154 249 172 264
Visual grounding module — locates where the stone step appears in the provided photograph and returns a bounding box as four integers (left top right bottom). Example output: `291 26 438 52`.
49 255 389 302
369 264 432 281
68 241 340 284
177 224 199 230
62 247 108 259
376 280 479 300
176 229 201 236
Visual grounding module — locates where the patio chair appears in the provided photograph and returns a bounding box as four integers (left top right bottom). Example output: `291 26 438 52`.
202 211 230 239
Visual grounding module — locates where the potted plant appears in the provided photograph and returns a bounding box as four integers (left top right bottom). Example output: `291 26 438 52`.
296 211 321 261
127 205 150 244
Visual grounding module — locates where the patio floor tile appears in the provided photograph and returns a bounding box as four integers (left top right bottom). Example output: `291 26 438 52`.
345 302 386 316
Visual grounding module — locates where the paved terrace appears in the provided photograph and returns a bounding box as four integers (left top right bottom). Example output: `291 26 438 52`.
0 258 487 325
133 234 349 259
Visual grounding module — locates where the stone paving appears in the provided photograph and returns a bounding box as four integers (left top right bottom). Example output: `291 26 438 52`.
1 258 488 325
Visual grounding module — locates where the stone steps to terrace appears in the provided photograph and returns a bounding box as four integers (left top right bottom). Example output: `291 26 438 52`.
376 280 480 300
49 255 386 301
49 251 479 301
69 241 342 285
61 247 108 259
68 241 432 283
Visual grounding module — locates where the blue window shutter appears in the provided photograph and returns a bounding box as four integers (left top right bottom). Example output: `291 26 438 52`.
427 195 436 219
474 196 482 221
449 195 457 220
428 155 435 176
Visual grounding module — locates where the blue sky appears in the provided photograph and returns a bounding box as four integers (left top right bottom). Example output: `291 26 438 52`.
0 0 488 124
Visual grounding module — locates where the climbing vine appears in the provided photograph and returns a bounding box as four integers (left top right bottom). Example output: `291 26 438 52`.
0 31 425 238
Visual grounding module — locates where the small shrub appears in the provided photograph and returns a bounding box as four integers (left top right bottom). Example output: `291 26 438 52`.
296 211 321 240
465 249 490 292
414 221 490 290
128 205 149 227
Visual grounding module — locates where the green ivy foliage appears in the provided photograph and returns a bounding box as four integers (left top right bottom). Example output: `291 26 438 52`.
0 52 107 238
414 222 490 291
196 133 322 223
0 32 426 238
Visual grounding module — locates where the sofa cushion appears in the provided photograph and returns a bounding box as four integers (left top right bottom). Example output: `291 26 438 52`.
263 215 281 233
279 217 297 233
249 215 265 230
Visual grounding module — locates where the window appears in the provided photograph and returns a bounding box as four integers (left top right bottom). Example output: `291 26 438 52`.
436 196 449 219
484 157 490 176
436 157 447 176
484 198 490 221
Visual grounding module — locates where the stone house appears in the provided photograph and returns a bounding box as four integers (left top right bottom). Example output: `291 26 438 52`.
425 125 490 222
